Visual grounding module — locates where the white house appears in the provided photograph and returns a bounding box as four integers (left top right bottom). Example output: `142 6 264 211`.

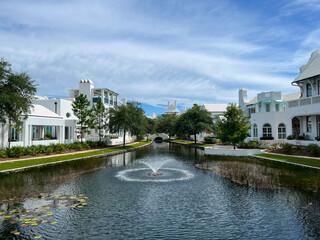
286 50 320 140
239 89 300 141
0 104 76 148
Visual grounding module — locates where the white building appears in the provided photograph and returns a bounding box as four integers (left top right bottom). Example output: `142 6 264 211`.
0 79 131 148
191 103 228 141
239 89 299 141
286 50 320 140
164 100 180 115
0 104 76 148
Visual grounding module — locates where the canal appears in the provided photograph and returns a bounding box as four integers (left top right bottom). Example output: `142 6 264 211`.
0 142 320 239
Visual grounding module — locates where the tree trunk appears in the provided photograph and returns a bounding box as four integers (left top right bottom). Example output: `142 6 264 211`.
123 129 126 148
194 133 197 144
233 143 236 149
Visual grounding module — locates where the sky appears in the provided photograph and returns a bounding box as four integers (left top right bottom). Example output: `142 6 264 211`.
1 0 320 116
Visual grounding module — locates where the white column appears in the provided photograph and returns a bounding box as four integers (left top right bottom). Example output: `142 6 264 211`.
22 122 27 147
29 125 32 146
101 90 105 105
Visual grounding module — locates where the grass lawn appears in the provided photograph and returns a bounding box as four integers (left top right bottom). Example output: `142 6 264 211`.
0 140 152 172
256 153 320 168
166 139 212 147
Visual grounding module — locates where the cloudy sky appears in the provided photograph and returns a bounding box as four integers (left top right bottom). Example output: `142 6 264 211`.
1 0 320 116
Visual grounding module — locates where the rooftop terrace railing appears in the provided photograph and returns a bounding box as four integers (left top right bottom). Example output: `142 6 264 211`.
288 96 320 108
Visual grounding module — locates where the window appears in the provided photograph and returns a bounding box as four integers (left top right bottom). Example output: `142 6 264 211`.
306 83 312 97
249 108 255 117
92 97 100 103
275 103 279 112
65 127 69 139
266 103 270 112
278 123 286 139
262 124 272 137
11 128 19 141
307 116 312 132
253 124 258 137
318 80 320 95
104 97 108 104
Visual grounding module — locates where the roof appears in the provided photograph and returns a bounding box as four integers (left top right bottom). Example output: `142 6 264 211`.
26 104 63 119
293 49 320 83
248 96 257 105
283 92 300 101
203 104 228 112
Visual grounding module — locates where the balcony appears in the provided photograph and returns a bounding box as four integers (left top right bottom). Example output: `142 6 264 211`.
288 96 320 108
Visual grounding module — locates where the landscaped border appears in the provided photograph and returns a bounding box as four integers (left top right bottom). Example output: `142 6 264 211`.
165 139 212 149
254 153 320 170
0 140 152 173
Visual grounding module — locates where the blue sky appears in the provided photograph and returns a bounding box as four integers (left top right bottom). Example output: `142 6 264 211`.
1 0 320 116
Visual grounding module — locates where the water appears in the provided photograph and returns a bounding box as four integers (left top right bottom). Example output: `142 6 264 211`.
0 142 320 239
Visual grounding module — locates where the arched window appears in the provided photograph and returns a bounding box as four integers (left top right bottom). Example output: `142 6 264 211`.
262 124 272 137
278 123 286 139
306 83 312 97
253 124 258 138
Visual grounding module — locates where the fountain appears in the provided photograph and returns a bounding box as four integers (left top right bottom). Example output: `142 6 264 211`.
141 160 169 176
116 158 194 182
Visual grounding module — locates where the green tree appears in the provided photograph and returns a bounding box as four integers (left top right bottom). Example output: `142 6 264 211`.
215 103 251 149
108 102 145 147
156 114 177 139
175 104 213 143
144 116 157 141
72 94 93 143
0 58 37 148
92 98 108 142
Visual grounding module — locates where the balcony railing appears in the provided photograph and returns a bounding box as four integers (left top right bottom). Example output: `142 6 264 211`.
288 96 320 108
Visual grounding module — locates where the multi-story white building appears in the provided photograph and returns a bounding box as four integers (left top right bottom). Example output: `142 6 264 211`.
239 89 299 141
0 79 130 148
164 100 180 115
286 50 320 140
240 50 320 144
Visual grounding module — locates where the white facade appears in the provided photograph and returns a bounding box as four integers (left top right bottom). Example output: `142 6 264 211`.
0 104 76 148
239 89 300 141
0 79 132 149
286 50 320 141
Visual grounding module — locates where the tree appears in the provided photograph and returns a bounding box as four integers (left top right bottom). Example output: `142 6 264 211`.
0 58 37 148
92 98 108 142
144 116 157 141
156 114 177 139
108 102 145 148
175 104 213 143
215 103 251 149
72 94 93 143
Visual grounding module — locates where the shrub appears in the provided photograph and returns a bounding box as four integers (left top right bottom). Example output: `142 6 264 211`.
87 141 98 148
270 142 279 150
27 146 38 156
306 144 320 156
44 131 52 139
316 136 320 141
296 144 302 150
6 147 24 158
249 141 262 149
71 142 83 150
260 136 274 140
45 147 53 155
204 137 217 144
54 144 65 153
287 135 294 140
0 150 7 158
36 145 46 154
81 142 90 149
282 143 292 152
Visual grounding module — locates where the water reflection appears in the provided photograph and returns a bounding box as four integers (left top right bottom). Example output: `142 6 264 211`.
196 157 320 192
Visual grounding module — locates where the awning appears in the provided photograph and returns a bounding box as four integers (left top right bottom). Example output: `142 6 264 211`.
274 99 286 105
263 100 271 103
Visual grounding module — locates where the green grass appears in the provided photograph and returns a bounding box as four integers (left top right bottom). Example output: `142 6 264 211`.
256 153 320 168
167 139 212 147
0 140 152 172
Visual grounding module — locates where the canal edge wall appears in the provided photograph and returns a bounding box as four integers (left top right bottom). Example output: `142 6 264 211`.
0 141 153 174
